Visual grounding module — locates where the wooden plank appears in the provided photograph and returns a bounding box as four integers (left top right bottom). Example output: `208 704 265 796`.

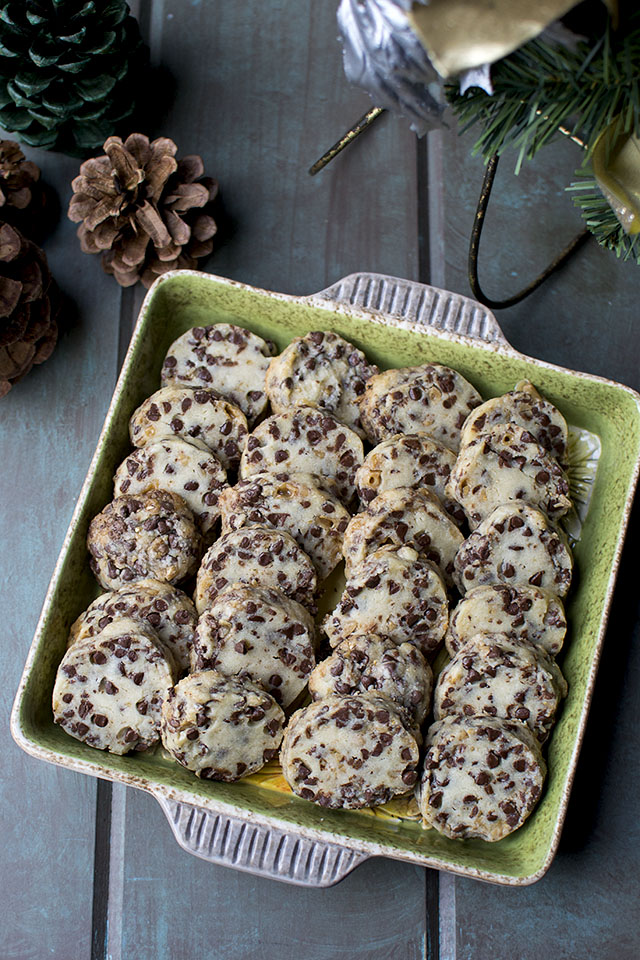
1 150 123 959
437 125 640 958
105 2 431 958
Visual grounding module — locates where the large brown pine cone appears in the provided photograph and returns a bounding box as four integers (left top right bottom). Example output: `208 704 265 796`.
68 134 218 288
0 223 59 398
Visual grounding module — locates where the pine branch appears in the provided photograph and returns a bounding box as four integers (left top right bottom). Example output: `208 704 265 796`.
567 176 640 263
446 12 640 171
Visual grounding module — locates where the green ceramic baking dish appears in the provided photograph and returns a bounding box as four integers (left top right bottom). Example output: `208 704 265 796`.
11 270 640 887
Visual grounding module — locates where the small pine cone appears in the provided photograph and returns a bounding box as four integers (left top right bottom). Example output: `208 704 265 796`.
68 134 219 288
0 223 59 398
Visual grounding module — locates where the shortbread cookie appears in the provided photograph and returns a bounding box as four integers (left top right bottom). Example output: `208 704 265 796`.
446 423 572 529
219 473 350 581
114 437 228 536
240 406 364 505
53 627 176 754
434 633 567 742
453 503 573 597
87 491 201 591
192 584 317 707
459 380 568 462
358 364 482 451
355 432 465 525
160 323 277 424
419 714 546 841
281 694 420 809
446 584 567 658
264 330 378 438
129 386 248 470
308 634 433 729
68 579 197 674
195 526 317 614
342 486 464 587
161 670 285 780
324 546 448 659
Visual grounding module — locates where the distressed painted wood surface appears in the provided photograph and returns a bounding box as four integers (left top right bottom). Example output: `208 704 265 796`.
2 2 639 959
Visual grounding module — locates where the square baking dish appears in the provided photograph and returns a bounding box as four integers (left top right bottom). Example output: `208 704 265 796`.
12 270 640 887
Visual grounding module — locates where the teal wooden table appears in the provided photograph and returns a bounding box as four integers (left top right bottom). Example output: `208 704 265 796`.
2 3 639 958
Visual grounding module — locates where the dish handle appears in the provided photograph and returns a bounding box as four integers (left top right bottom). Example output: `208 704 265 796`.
154 793 368 887
309 271 510 346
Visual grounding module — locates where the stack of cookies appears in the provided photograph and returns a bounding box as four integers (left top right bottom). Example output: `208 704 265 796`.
419 381 573 841
51 323 575 841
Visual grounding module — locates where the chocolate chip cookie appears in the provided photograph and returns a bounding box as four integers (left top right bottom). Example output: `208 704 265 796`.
53 626 176 754
453 503 573 597
342 486 464 587
358 364 482 451
323 545 448 659
161 670 285 780
240 406 364 505
195 526 317 614
355 431 464 524
114 437 228 536
446 423 572 529
418 714 546 841
192 583 317 707
280 694 420 809
264 330 378 438
129 385 248 470
219 473 350 581
160 323 277 424
446 584 567 658
434 633 567 742
87 491 201 591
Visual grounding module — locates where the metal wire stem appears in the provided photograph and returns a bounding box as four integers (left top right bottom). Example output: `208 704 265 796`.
468 153 591 310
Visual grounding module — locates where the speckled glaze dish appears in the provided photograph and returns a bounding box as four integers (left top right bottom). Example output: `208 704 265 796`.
11 271 640 887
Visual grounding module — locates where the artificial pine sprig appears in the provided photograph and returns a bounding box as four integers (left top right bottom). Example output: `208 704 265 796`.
568 176 640 263
446 12 640 173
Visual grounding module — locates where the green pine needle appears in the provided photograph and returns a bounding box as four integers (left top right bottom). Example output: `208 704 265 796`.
446 11 640 169
568 176 640 263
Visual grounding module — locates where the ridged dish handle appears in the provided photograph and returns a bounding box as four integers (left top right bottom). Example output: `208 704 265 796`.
155 272 506 885
311 271 509 346
155 795 368 886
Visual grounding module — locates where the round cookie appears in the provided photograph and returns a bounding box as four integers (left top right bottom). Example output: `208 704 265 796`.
308 634 433 729
264 330 379 438
446 584 567 658
342 486 464 588
68 579 197 674
355 432 465 525
323 546 448 660
358 363 482 451
459 380 568 462
453 503 573 597
280 694 420 809
240 406 364 505
160 323 277 424
446 422 572 529
219 473 350 581
419 714 546 841
192 583 317 707
195 526 317 615
113 437 228 536
53 627 176 754
434 633 567 742
161 670 285 780
87 491 201 591
129 385 248 470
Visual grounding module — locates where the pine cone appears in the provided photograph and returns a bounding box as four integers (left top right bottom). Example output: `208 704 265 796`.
68 134 219 288
0 1 147 155
0 223 59 398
